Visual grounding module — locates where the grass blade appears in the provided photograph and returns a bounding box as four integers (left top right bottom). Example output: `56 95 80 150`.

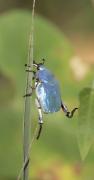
23 0 36 179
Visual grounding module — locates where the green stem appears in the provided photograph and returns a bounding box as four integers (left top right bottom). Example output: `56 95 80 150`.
23 0 36 180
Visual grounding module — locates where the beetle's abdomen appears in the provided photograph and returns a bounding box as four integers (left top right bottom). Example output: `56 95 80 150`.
36 82 61 113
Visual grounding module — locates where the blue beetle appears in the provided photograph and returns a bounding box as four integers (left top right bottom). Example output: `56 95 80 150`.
25 59 78 139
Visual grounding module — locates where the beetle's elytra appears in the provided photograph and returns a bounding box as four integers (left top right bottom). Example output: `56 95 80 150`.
25 59 78 139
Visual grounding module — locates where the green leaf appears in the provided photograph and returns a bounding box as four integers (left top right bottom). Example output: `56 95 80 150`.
77 85 94 160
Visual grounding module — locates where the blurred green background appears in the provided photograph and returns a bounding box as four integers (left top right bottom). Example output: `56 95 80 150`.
0 0 94 179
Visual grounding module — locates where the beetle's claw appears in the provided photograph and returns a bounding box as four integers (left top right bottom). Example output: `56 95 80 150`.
25 63 27 67
25 64 30 67
66 107 78 118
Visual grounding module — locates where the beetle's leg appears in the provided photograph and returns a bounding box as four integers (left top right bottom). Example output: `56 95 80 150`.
26 69 36 74
25 64 36 77
23 86 35 97
35 98 43 139
41 58 45 65
61 102 78 118
25 63 32 71
26 70 36 80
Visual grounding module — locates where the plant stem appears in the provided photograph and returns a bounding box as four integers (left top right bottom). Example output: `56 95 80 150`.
23 0 36 180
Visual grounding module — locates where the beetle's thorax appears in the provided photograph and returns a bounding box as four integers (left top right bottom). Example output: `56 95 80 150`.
36 66 55 84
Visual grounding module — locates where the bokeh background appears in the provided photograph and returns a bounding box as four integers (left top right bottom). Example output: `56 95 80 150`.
0 0 94 179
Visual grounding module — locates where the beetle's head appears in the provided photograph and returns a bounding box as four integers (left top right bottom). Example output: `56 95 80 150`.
33 59 45 70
